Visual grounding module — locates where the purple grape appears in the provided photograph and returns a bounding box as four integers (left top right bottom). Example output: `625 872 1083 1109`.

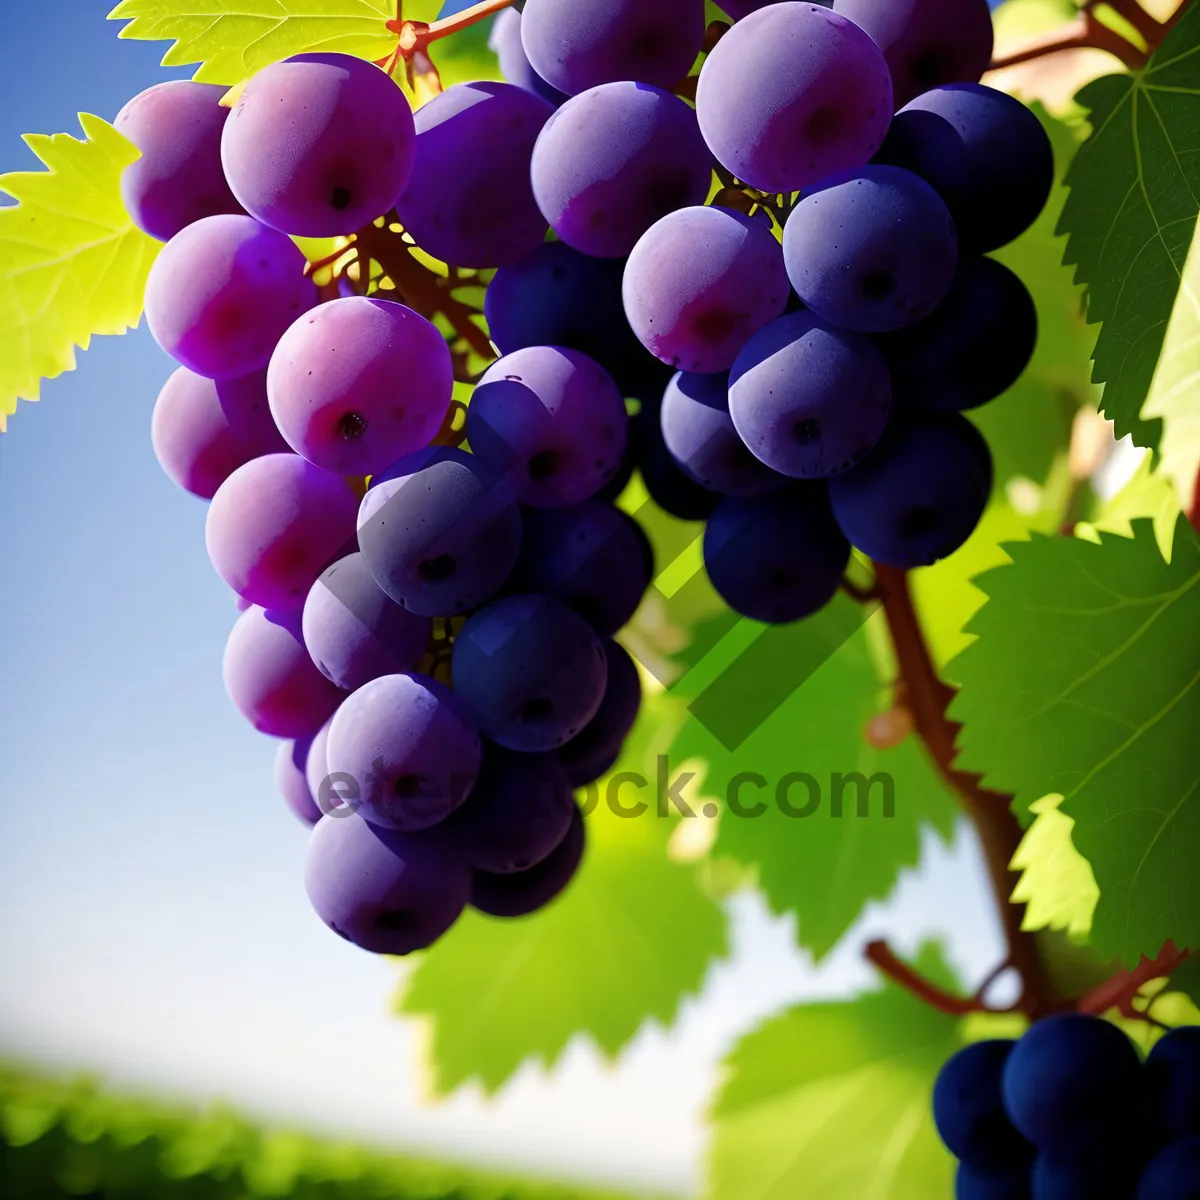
695 4 892 194
635 392 720 520
703 485 850 623
151 366 286 499
878 84 1055 253
661 370 785 496
719 1 775 18
221 53 415 238
304 714 335 810
356 447 523 617
484 242 672 399
623 206 790 374
558 639 641 786
325 673 482 831
783 166 958 332
531 82 712 259
451 594 608 751
520 0 706 95
833 0 993 109
828 413 991 568
471 804 585 918
393 82 552 269
304 814 470 955
206 453 360 610
275 736 323 826
1139 1138 1200 1200
489 8 568 106
115 81 243 242
955 1160 1032 1200
223 606 345 737
1001 1013 1143 1152
1146 1027 1200 1140
267 297 453 476
447 749 575 873
885 256 1038 414
144 214 317 379
302 552 429 692
729 311 893 478
213 369 290 455
508 503 652 635
933 1040 1031 1167
468 347 629 507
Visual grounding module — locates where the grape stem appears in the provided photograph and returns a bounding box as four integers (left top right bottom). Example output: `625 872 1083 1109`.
390 0 517 57
988 8 1148 72
1077 940 1191 1017
870 563 1060 1018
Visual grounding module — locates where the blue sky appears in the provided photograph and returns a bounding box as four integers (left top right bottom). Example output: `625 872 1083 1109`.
0 4 1007 1194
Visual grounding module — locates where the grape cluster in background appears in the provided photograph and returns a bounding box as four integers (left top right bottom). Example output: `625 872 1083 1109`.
934 1016 1200 1198
126 0 1053 962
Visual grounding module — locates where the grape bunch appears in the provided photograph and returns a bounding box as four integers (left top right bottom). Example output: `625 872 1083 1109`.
123 0 1052 959
934 1015 1200 1198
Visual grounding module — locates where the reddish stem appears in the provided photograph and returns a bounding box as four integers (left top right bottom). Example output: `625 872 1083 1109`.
865 941 992 1016
391 0 516 54
1078 942 1191 1017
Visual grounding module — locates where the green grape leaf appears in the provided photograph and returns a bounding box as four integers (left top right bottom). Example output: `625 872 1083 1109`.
1010 793 1100 939
708 943 959 1200
107 0 399 84
667 598 959 962
1057 2 1200 449
978 104 1094 489
0 114 160 431
1078 451 1182 562
1165 956 1200 1009
950 518 1200 964
398 694 728 1096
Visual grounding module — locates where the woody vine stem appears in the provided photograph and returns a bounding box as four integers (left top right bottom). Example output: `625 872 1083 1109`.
360 0 1194 1020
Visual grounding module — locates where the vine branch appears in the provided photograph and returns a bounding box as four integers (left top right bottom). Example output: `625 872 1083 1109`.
988 9 1148 72
391 0 517 56
1078 941 1191 1017
865 941 991 1016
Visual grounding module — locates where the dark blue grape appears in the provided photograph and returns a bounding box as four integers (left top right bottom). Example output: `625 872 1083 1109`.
881 256 1038 413
877 83 1054 253
451 594 608 751
703 485 850 624
558 639 642 786
956 1159 1032 1200
1032 1145 1145 1199
1146 1027 1200 1140
828 413 992 568
1138 1137 1200 1200
1002 1014 1144 1152
509 503 653 635
934 1040 1031 1167
634 392 720 521
471 804 586 918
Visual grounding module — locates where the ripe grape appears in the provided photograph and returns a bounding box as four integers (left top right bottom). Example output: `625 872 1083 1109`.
302 553 430 692
1138 1137 1200 1200
832 0 994 108
489 8 567 106
206 453 360 610
881 256 1038 413
471 805 586 918
468 346 628 507
485 242 671 399
304 814 470 955
531 82 712 259
703 485 850 623
151 367 286 499
451 594 608 751
955 1160 1033 1200
695 3 892 194
635 392 721 520
558 639 642 786
145 214 317 379
1146 1026 1200 1139
1031 1145 1143 1199
719 1 775 19
267 297 453 476
393 82 553 268
661 372 786 496
447 749 575 873
221 54 415 238
509 503 653 636
623 206 790 374
223 606 344 738
933 1040 1031 1167
275 736 323 827
213 369 290 455
325 673 482 832
520 0 706 95
356 447 523 617
1001 1013 1143 1151
304 715 335 811
878 83 1055 253
828 413 992 568
115 81 243 241
729 311 893 479
782 165 958 333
